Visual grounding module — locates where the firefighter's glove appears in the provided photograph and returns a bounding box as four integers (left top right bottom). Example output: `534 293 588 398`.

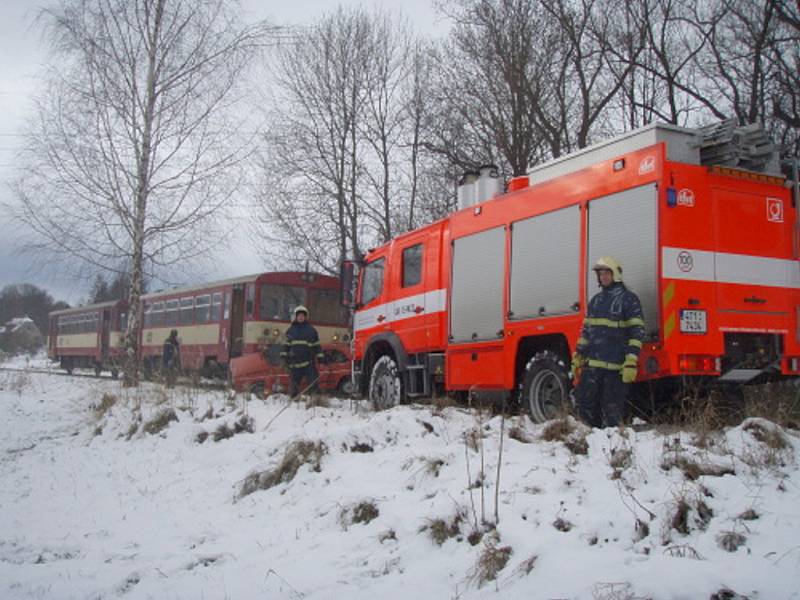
621 355 638 384
570 352 586 378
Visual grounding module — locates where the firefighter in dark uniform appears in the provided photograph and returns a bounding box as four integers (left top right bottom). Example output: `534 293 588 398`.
281 305 323 397
571 256 645 427
162 329 181 388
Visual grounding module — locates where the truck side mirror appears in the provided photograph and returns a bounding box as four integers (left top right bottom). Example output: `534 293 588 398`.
340 260 356 307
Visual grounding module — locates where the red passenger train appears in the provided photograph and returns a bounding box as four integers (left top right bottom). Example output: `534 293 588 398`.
48 271 350 378
48 300 129 377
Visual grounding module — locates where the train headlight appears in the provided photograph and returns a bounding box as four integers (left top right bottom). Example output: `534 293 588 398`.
272 328 280 337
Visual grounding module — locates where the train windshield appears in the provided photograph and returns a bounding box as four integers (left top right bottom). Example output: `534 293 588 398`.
259 284 348 325
259 284 306 321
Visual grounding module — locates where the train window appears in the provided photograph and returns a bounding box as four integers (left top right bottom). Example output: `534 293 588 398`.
246 284 255 317
165 300 179 326
360 258 385 306
195 295 210 323
259 284 306 321
402 244 423 287
143 304 152 327
179 297 194 325
211 292 223 321
308 288 348 325
152 302 165 327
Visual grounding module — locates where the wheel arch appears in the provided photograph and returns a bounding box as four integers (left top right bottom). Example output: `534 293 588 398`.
361 332 408 395
514 333 571 387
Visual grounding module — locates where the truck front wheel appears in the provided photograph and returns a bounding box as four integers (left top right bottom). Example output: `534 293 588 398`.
522 352 572 423
369 355 403 411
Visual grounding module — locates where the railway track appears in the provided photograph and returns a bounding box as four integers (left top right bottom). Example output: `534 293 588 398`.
0 365 229 390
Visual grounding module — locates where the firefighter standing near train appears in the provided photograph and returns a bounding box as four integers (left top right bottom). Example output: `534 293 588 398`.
281 305 324 397
571 257 645 427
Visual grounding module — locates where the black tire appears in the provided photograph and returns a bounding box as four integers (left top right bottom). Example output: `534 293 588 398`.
337 377 355 396
369 355 403 410
522 351 572 423
249 382 265 399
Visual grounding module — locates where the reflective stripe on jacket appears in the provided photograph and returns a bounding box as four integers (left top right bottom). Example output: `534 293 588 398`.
281 321 323 369
576 282 645 369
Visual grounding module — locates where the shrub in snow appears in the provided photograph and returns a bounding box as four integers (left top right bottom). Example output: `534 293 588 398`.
468 532 512 588
233 415 255 434
92 393 118 418
710 587 750 600
378 529 397 543
142 408 178 435
541 417 589 456
508 554 537 579
195 431 210 444
238 440 327 499
424 516 462 546
125 421 140 440
553 517 573 532
339 500 379 529
717 531 747 553
742 419 788 451
213 423 234 441
736 508 759 521
667 494 713 538
507 419 535 444
660 454 735 480
349 442 374 453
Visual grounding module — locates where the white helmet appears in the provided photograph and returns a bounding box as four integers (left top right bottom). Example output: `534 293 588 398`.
592 256 623 283
294 305 309 318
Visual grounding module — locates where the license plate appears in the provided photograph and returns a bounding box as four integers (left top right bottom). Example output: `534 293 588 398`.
679 309 707 334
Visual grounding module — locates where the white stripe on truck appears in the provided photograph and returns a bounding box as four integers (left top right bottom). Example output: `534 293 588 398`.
354 289 447 332
662 247 800 289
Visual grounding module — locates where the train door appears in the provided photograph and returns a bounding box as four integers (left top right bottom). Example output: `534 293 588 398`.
229 284 245 359
100 309 111 362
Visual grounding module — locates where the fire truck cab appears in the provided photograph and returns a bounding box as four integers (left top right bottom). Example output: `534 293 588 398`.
350 122 800 420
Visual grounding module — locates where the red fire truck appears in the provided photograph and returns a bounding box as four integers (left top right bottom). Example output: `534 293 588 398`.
346 122 800 420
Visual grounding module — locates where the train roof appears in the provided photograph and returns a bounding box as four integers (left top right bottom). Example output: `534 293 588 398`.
49 299 125 317
141 271 338 300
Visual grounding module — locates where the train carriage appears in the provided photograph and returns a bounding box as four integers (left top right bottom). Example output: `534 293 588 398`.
140 271 350 377
48 300 128 377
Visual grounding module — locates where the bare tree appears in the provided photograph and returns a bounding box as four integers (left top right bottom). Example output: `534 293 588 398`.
10 0 270 384
431 0 552 175
253 7 442 271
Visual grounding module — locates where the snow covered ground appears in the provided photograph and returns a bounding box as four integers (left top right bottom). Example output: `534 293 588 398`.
1 365 799 600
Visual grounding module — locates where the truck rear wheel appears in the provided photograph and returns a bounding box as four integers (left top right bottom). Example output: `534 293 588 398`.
522 352 572 423
369 355 403 410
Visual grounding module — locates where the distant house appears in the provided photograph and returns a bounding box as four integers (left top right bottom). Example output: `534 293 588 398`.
0 316 44 353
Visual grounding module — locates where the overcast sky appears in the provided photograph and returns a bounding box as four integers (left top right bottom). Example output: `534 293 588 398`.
0 0 447 305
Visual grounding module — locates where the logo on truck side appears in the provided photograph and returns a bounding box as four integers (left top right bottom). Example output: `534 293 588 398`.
767 198 783 223
639 156 656 174
677 251 694 273
677 189 695 207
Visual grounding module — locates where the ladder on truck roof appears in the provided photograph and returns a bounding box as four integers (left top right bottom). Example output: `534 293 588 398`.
527 119 782 186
